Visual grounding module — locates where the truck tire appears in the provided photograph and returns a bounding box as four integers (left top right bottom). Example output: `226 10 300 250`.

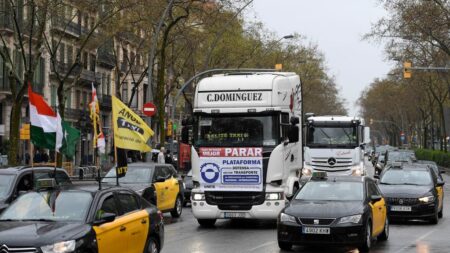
197 219 216 227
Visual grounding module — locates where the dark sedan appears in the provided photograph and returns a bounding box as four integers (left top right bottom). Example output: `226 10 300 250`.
378 164 444 224
278 173 388 252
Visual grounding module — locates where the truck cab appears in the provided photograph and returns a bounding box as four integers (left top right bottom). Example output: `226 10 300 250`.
185 72 303 226
302 115 370 178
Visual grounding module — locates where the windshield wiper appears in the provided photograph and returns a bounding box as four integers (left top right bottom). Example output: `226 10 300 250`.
21 218 56 222
379 182 393 185
402 183 422 186
0 219 19 221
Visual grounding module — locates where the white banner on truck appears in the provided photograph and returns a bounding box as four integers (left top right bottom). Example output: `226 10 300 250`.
199 147 263 192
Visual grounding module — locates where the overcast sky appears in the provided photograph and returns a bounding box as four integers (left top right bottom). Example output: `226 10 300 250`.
247 0 394 116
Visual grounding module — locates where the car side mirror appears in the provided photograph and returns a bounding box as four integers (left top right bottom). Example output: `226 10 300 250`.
370 195 382 203
93 212 116 226
437 181 445 187
155 176 166 183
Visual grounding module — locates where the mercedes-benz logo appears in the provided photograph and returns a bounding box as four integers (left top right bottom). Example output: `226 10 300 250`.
399 199 404 205
314 219 319 225
327 157 337 166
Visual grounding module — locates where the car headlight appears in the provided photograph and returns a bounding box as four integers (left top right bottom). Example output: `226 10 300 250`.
302 164 313 176
338 214 362 224
280 213 297 223
419 195 435 203
41 240 76 253
266 192 283 200
192 193 205 201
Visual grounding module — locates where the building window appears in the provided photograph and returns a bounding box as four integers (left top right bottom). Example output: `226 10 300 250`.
89 53 95 72
67 45 73 64
33 57 45 91
76 90 81 107
130 83 138 108
51 85 57 107
83 51 88 69
66 88 72 108
59 43 65 64
122 83 128 102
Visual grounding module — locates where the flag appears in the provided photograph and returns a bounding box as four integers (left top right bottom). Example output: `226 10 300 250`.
29 85 63 150
90 84 106 154
59 121 81 158
112 96 153 152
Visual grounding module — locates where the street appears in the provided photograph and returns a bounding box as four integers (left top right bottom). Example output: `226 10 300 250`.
162 160 450 253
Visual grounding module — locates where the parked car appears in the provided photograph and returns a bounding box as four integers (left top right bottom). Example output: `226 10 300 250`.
0 166 72 212
103 163 184 218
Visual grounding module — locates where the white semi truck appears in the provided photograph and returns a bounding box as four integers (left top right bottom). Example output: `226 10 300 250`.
302 115 370 179
187 72 303 227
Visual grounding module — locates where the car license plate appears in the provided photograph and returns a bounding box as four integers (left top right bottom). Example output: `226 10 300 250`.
302 227 330 235
391 205 412 212
224 212 246 218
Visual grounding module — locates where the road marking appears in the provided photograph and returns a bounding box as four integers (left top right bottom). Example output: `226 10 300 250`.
393 229 437 253
248 241 275 252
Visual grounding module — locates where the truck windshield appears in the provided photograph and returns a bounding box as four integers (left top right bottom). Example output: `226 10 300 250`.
307 126 357 148
195 114 278 147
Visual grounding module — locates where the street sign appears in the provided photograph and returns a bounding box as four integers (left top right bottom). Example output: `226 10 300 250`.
142 102 157 117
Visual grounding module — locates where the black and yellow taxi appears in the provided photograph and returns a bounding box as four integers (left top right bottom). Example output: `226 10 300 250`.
0 179 164 253
378 163 444 224
278 172 388 252
103 163 184 218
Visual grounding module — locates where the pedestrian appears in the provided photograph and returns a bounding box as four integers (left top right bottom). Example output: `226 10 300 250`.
34 150 41 163
165 150 173 164
25 153 30 165
42 151 49 163
158 147 166 164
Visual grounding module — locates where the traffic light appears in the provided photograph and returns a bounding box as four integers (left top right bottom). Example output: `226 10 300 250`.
20 123 30 140
167 120 173 137
403 61 412 79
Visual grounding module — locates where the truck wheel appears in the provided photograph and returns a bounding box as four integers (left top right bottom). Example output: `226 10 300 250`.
278 241 292 251
170 196 182 218
197 219 216 227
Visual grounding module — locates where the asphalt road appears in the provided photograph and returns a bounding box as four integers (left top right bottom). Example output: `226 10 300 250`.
162 160 450 253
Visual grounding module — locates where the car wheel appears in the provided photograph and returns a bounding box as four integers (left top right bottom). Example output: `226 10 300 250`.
145 237 159 253
197 219 216 227
278 241 292 251
430 210 439 224
358 221 372 253
170 196 182 218
438 206 443 218
378 216 389 241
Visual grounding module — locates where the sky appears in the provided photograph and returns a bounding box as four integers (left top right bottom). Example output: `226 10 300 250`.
247 0 394 116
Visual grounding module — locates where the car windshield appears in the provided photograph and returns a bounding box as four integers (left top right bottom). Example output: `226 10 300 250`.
306 126 358 147
195 114 278 147
0 191 92 222
103 166 154 184
0 175 14 199
380 170 432 186
295 181 364 201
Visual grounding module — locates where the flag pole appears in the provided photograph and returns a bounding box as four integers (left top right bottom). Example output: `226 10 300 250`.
111 96 118 186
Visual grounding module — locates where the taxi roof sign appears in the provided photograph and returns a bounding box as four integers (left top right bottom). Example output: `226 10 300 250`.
311 171 327 180
36 178 57 190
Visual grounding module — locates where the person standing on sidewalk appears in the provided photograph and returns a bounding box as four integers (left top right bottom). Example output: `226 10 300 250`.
158 147 166 164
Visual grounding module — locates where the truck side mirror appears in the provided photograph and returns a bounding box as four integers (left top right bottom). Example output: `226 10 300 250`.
364 127 370 144
290 116 300 126
288 126 299 143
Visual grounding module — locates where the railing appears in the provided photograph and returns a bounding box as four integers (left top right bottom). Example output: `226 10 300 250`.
50 61 81 77
79 69 101 84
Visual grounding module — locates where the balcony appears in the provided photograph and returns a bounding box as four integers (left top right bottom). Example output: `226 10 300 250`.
79 69 101 86
51 17 81 38
98 51 115 69
50 61 81 78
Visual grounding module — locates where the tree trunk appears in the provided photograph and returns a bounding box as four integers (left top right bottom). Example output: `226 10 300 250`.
8 97 23 166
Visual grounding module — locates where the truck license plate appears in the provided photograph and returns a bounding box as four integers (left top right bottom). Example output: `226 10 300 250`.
224 212 246 218
391 206 412 212
302 227 330 235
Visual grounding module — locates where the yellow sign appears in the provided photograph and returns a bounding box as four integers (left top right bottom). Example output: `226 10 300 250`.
403 61 412 79
167 120 173 137
275 63 283 70
20 123 30 140
112 96 154 152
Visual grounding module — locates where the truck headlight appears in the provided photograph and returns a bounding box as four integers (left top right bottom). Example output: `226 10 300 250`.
338 214 362 224
192 193 205 201
351 164 363 176
280 213 297 223
419 195 435 203
302 164 313 176
41 240 76 253
266 192 283 200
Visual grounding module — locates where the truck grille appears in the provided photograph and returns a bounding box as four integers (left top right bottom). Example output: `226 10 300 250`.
205 191 265 207
311 157 352 168
0 245 37 253
386 197 418 205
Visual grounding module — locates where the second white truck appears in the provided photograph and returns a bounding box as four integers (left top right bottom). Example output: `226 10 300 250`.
302 115 370 178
